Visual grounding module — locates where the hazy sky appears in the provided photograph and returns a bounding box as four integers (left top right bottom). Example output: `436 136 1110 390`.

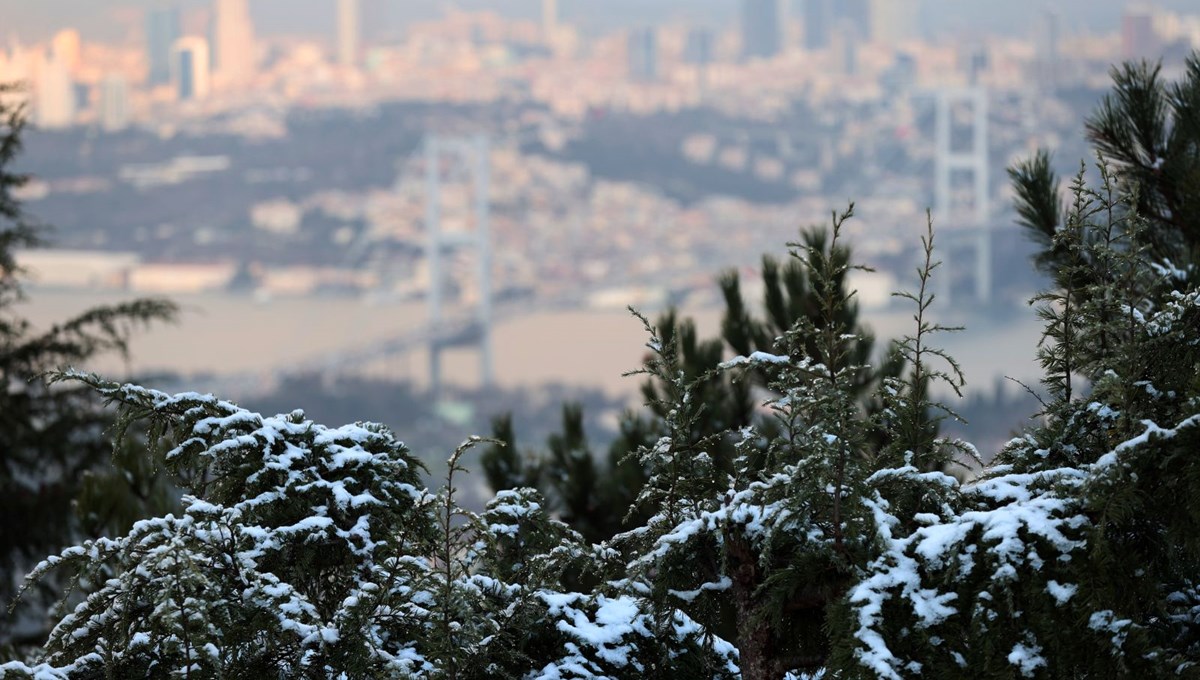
1 0 1197 44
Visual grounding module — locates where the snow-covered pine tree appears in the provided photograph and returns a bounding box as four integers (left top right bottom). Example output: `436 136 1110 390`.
611 206 966 680
1 372 737 678
482 231 905 551
481 307 757 548
6 374 442 677
839 157 1200 678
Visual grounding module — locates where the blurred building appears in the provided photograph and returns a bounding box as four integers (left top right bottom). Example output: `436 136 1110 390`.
831 19 860 76
1122 6 1159 60
35 51 75 128
146 5 181 87
171 36 211 101
803 0 833 51
1035 11 1061 93
337 0 359 67
839 0 871 38
869 0 918 45
99 74 131 131
743 0 783 59
18 250 140 290
966 47 989 86
684 28 715 66
129 263 237 294
212 0 256 87
882 51 918 94
51 29 81 75
628 27 658 82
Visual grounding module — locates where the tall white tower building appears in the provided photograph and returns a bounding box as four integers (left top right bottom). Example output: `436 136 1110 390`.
213 0 256 87
99 74 131 131
171 36 211 101
36 51 76 128
337 0 360 67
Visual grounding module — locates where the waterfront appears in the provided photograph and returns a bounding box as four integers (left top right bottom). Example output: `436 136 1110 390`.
19 288 1045 404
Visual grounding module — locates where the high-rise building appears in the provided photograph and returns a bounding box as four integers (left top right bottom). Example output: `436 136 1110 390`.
966 47 989 86
882 51 917 94
146 5 181 87
840 0 871 38
99 74 131 131
171 36 211 101
35 50 76 128
1035 11 1060 93
1121 6 1158 61
831 18 860 76
869 0 918 44
337 0 359 67
685 28 715 67
743 0 783 60
628 27 658 82
51 29 81 74
212 0 256 87
803 0 833 51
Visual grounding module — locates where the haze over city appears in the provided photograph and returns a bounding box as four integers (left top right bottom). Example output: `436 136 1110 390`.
2 0 1198 454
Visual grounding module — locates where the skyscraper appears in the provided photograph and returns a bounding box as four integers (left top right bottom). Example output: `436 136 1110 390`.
742 0 783 60
35 50 75 128
684 28 715 67
171 36 211 101
831 19 860 76
51 29 81 75
146 5 181 87
803 0 833 51
627 27 658 82
213 0 256 87
1121 6 1158 61
99 74 131 131
1035 11 1060 93
840 0 871 38
337 0 359 67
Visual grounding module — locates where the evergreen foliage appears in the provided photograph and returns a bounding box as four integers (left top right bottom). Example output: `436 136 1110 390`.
1009 53 1200 281
0 87 176 651
481 226 902 547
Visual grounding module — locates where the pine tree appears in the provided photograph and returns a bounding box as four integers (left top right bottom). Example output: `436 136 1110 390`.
1009 53 1200 283
0 86 176 652
2 374 738 678
481 229 904 547
609 206 965 680
839 56 1200 678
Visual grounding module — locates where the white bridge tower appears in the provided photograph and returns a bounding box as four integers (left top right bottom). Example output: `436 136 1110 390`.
933 87 992 305
424 134 494 397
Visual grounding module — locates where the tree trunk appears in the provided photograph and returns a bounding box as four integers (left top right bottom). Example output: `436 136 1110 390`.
727 531 777 680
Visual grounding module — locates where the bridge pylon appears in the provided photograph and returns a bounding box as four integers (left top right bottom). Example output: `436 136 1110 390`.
932 87 992 306
424 134 494 398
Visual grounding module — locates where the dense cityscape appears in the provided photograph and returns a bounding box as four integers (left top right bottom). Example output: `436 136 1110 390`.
2 0 1198 450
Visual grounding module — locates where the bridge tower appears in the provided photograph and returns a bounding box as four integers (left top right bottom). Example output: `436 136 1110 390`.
424 134 494 397
933 86 992 305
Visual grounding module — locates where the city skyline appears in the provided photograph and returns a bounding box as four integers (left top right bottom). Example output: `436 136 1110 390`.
4 0 1200 43
0 0 1196 451
0 0 1195 390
